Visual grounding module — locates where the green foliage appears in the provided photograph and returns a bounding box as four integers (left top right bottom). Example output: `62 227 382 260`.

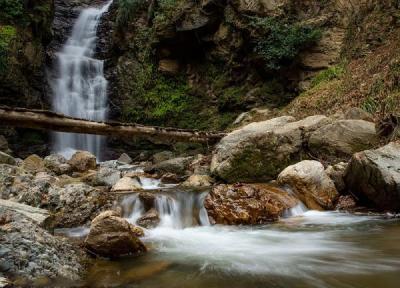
311 64 345 88
116 0 147 28
142 76 190 122
153 0 182 29
251 17 322 70
0 0 24 23
0 25 16 75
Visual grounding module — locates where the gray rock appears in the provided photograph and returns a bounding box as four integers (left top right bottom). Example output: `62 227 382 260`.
117 153 132 164
95 166 121 187
309 120 378 161
211 115 330 183
0 152 15 166
149 156 194 176
152 151 174 164
344 142 400 211
0 208 84 281
0 199 52 227
67 151 97 172
325 162 348 193
44 154 71 175
277 160 339 210
344 107 374 122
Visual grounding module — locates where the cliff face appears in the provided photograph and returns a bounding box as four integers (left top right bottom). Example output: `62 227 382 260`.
101 0 347 130
0 0 54 108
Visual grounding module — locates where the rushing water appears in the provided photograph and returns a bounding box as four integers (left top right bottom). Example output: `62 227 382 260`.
82 184 400 288
50 1 112 160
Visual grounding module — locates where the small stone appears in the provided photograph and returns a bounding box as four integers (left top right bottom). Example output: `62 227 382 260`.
117 153 133 164
68 151 97 172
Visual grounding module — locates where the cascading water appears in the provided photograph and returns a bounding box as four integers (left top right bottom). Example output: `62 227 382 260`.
50 1 112 159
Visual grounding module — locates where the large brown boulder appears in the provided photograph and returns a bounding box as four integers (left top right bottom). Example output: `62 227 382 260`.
344 142 400 211
68 151 97 172
204 183 298 225
277 160 339 210
85 211 147 258
211 115 330 183
309 120 378 161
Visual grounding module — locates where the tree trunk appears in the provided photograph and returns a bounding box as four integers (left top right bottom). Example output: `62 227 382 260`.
0 106 226 144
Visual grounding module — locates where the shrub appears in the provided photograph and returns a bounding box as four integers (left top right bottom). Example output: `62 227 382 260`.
251 17 322 70
116 0 147 28
0 25 16 75
0 0 24 23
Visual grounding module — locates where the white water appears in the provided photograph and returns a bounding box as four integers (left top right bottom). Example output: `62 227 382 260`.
50 1 112 160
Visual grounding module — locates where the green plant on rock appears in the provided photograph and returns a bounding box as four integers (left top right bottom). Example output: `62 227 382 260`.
0 0 24 23
0 25 16 75
116 0 147 28
251 17 322 70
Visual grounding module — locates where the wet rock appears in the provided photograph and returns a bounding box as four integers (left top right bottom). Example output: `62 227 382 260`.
0 208 84 281
182 174 214 187
117 153 132 164
138 193 156 211
149 157 193 176
160 172 180 184
344 142 400 211
21 154 46 173
137 208 160 229
95 166 121 187
111 177 142 192
0 152 15 166
335 195 357 211
85 210 147 258
67 151 97 172
325 162 348 193
277 160 339 210
152 151 174 164
204 183 298 225
211 115 330 183
44 154 71 175
309 120 378 161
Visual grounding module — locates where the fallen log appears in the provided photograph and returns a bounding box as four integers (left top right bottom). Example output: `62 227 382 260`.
0 106 226 144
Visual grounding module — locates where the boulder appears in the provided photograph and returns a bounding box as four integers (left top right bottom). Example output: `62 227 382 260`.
152 151 174 164
0 152 15 165
95 166 121 187
309 120 378 161
21 154 46 173
0 199 52 228
138 192 156 210
344 107 374 122
211 115 330 183
182 174 214 187
67 151 97 172
188 154 211 175
0 209 84 281
277 160 339 210
111 177 142 192
137 209 160 229
44 154 71 175
204 183 298 225
325 162 348 193
160 172 180 184
85 210 147 258
344 142 400 211
117 153 133 164
148 156 193 176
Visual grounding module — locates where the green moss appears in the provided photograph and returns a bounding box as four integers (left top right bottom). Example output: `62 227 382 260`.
310 64 345 88
250 17 322 70
0 0 24 23
0 25 16 75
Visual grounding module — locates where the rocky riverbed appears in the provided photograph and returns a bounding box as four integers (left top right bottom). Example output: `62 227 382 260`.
1 111 400 287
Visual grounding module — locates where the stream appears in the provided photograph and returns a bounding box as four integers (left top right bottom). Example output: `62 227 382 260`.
56 176 400 288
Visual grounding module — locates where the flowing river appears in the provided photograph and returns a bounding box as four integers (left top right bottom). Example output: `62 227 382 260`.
56 175 400 288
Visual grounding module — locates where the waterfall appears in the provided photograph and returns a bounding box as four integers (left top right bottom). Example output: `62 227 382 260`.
50 1 112 160
123 191 210 229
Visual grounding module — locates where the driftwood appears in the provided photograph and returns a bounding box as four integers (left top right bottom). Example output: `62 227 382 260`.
0 106 226 144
